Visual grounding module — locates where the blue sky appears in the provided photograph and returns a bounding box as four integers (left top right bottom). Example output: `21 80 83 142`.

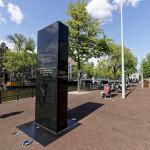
0 0 149 64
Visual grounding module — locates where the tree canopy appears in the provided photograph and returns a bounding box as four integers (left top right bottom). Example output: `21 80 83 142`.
7 33 35 52
4 33 36 84
66 0 110 91
95 43 137 79
142 53 150 79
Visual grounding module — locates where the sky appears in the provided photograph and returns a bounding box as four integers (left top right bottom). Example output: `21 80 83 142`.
0 0 149 64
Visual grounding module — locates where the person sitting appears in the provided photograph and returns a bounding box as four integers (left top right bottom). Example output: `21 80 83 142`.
100 84 110 98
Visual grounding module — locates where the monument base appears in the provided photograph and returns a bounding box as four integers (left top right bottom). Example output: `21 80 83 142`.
35 119 78 135
17 119 80 147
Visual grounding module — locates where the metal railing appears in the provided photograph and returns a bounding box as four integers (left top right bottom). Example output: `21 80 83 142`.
0 88 35 104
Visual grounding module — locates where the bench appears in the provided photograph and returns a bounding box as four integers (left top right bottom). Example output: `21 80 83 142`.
103 91 112 98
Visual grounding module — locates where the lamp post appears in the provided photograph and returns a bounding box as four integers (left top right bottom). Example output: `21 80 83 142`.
120 1 125 99
141 58 144 88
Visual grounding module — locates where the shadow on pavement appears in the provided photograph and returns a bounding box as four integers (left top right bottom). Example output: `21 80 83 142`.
68 102 104 121
0 111 24 119
125 88 135 98
17 102 103 147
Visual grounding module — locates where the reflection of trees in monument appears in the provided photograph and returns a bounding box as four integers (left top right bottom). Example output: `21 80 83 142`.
39 78 48 106
47 42 58 53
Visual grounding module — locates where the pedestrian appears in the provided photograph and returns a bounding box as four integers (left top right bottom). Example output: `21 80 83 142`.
100 84 110 98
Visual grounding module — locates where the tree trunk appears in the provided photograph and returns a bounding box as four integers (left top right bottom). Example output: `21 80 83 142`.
77 70 80 92
77 61 80 92
113 67 116 80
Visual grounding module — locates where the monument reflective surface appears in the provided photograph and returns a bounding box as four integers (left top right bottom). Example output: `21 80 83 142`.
35 21 68 133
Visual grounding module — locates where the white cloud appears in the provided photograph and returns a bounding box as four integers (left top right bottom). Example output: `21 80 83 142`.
86 0 113 19
0 0 4 7
0 13 6 24
87 0 141 23
113 0 125 7
127 0 141 7
7 3 25 24
101 17 113 25
113 0 141 9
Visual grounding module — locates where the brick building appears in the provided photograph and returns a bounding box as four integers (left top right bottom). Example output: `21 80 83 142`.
0 42 8 84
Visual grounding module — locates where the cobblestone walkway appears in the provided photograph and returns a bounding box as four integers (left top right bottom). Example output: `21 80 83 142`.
0 87 150 150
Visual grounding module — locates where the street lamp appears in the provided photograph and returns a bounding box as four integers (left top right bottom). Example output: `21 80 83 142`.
120 1 125 99
141 58 144 88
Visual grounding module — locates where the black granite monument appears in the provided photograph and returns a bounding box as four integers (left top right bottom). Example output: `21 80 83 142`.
35 21 68 133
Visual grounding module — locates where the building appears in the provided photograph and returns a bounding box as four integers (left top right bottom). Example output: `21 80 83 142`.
0 42 8 84
129 73 140 83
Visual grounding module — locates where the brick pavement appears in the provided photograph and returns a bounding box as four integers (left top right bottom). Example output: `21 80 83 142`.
0 87 150 150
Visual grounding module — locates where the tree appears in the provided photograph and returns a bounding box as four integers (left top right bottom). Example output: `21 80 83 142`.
95 44 122 79
25 38 36 52
94 58 112 79
4 33 36 84
70 62 78 79
7 33 35 52
142 53 150 79
124 47 137 78
95 43 137 80
71 61 94 79
108 44 122 79
66 0 110 91
82 62 94 78
108 44 137 79
4 50 36 84
7 33 26 52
